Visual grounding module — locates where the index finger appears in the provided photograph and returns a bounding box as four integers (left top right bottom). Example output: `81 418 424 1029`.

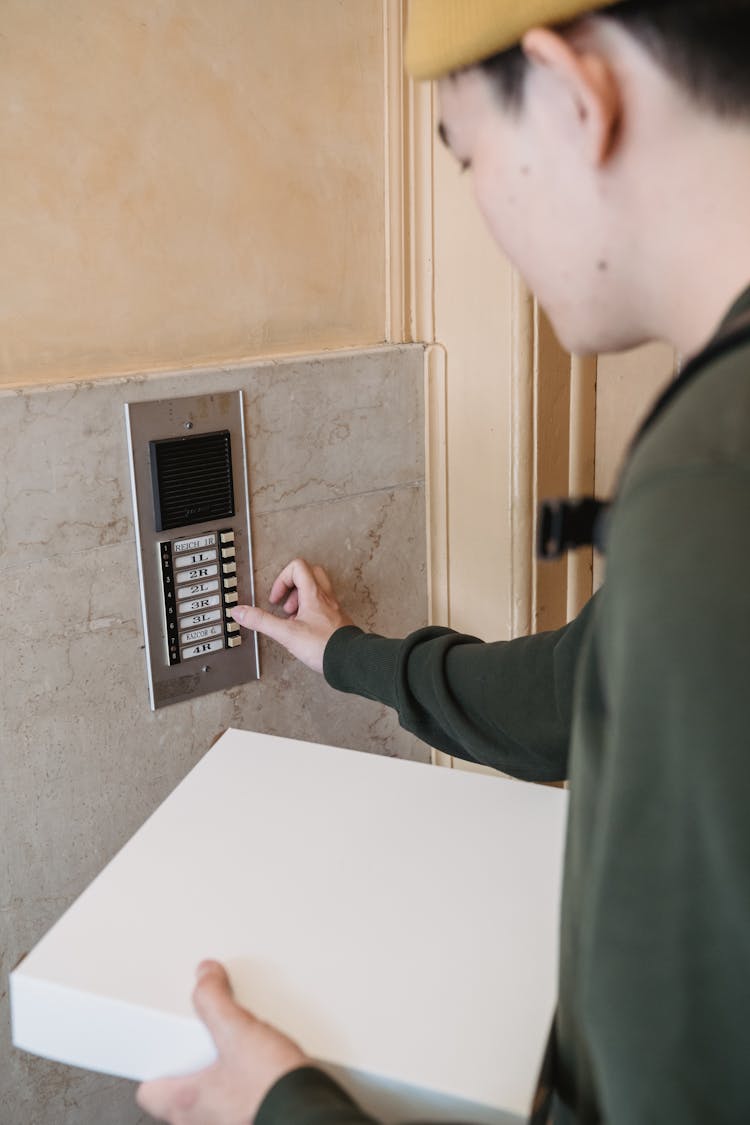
269 558 317 605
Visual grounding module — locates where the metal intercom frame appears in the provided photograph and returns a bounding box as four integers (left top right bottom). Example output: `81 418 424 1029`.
125 390 260 710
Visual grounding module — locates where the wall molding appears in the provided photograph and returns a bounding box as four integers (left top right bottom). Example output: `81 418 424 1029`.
384 0 406 344
566 355 597 619
510 278 535 640
384 0 434 346
425 343 449 630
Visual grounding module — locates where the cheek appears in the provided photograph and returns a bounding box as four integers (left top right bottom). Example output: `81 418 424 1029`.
471 164 541 274
471 168 581 335
472 168 518 250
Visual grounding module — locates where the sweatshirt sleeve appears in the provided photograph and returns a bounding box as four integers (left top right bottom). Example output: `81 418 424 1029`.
322 595 598 783
255 1065 507 1125
256 1067 379 1125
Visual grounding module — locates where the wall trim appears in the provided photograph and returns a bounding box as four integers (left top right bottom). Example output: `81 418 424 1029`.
384 0 434 346
384 0 406 344
425 343 449 630
566 354 597 619
510 277 535 641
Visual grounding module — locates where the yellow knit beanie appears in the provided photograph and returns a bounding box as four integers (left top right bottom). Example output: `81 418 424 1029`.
406 0 620 79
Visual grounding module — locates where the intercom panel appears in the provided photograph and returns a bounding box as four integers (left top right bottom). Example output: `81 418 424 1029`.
125 391 259 710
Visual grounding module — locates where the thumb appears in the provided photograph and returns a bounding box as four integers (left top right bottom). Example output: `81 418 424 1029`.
137 1075 199 1117
231 604 296 646
192 961 254 1054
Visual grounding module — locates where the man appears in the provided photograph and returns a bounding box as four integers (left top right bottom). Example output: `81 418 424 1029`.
138 1 750 1122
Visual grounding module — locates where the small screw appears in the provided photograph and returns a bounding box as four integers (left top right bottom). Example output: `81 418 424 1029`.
184 421 193 430
201 665 211 673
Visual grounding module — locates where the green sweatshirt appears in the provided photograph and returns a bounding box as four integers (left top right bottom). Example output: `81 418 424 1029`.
257 288 750 1125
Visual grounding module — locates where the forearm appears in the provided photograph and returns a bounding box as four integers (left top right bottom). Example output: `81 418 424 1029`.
323 597 598 782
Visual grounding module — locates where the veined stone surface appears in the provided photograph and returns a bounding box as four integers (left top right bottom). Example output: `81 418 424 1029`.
0 345 427 1125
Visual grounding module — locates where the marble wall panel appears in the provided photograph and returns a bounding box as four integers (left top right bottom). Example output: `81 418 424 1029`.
0 347 423 571
0 346 427 1125
244 355 424 514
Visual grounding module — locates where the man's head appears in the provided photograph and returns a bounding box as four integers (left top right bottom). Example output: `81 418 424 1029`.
409 1 750 356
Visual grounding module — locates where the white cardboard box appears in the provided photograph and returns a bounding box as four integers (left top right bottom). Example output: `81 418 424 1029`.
10 729 567 1123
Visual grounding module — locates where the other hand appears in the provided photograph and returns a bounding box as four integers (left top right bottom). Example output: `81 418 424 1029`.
136 961 308 1124
231 558 353 673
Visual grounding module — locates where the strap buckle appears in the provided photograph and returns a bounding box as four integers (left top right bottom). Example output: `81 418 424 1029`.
537 498 610 561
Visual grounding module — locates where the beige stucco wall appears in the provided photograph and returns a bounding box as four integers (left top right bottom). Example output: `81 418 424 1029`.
0 1 386 386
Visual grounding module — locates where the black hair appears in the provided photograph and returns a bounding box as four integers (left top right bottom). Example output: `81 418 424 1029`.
480 0 750 120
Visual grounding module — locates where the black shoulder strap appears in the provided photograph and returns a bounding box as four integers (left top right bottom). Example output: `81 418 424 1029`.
535 306 750 561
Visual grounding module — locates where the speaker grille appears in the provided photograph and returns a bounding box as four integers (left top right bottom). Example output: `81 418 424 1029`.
150 430 235 531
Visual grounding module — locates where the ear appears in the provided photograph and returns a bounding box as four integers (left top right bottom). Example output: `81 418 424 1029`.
521 27 621 165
